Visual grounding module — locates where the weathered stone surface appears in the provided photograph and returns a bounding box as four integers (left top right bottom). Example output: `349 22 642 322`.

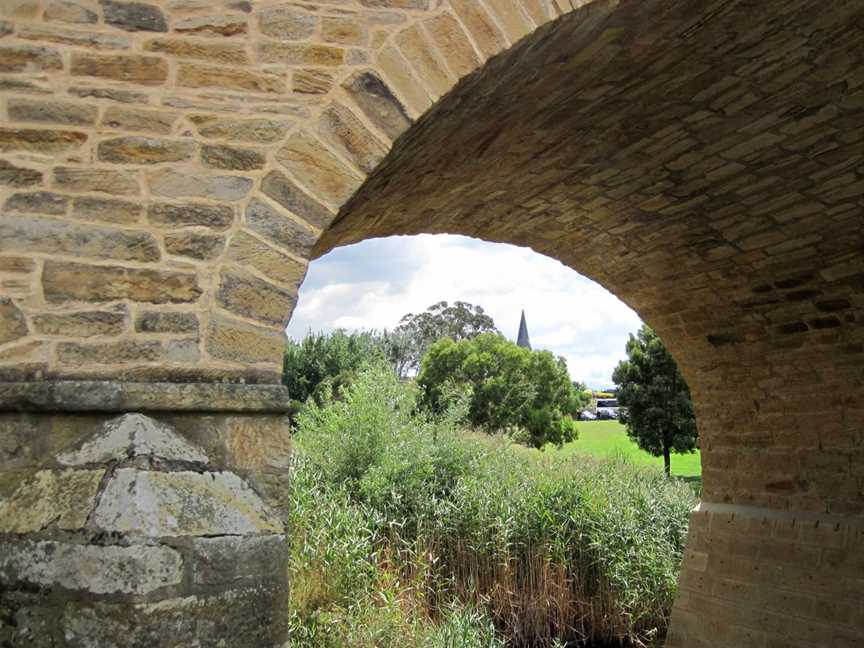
226 230 307 286
224 415 292 471
191 535 286 585
206 313 285 365
102 107 178 134
201 144 265 170
177 62 286 94
359 0 428 7
216 270 295 326
0 257 35 273
165 231 225 260
343 70 412 140
260 170 333 230
43 261 201 304
322 16 367 46
165 338 200 363
58 413 209 465
174 14 247 37
33 309 127 337
143 37 249 64
319 101 387 174
0 469 103 533
4 190 67 214
72 196 143 225
190 115 292 143
276 131 363 206
448 0 506 58
8 98 98 126
0 540 183 594
377 46 433 115
245 198 317 257
0 128 87 153
258 6 316 40
71 52 169 85
0 298 27 346
0 159 43 187
0 215 159 262
44 0 98 24
53 166 140 195
293 68 334 95
148 169 252 201
395 24 452 98
93 468 283 536
147 201 234 230
98 136 196 164
69 86 148 104
259 42 344 66
0 44 63 72
424 12 480 77
58 339 163 366
135 311 198 334
18 25 131 49
101 0 167 32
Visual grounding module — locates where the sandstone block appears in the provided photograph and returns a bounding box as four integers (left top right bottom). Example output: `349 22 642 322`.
58 339 163 365
206 313 285 365
260 170 333 230
147 201 234 230
226 230 307 286
396 24 453 98
216 270 295 326
143 38 249 64
377 46 433 115
259 42 345 66
53 166 140 195
322 16 368 46
0 215 160 262
93 468 283 536
293 68 335 94
165 338 200 363
72 196 143 225
359 0 428 8
191 535 286 585
201 144 265 170
484 0 533 43
319 101 387 174
44 0 98 24
0 159 43 187
0 44 63 72
424 12 480 77
69 86 148 104
174 14 247 37
148 169 252 201
343 71 412 140
245 198 317 257
257 6 316 40
71 52 169 85
0 128 87 153
0 298 28 346
190 115 292 143
4 190 68 214
101 0 167 32
98 136 196 164
276 131 363 206
0 257 35 273
135 311 199 334
33 309 127 337
165 231 226 261
43 261 201 304
102 107 179 134
0 541 183 595
448 0 506 58
19 25 132 49
0 469 103 533
224 416 292 472
177 62 286 94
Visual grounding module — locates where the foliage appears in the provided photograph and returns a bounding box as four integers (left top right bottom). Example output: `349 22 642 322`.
417 333 584 448
612 325 698 476
394 301 499 376
290 366 696 647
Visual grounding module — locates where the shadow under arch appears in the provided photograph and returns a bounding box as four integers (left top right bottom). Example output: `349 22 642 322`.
307 1 864 646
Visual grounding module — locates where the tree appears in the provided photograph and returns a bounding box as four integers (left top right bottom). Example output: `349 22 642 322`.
612 325 697 476
395 301 499 375
417 332 585 448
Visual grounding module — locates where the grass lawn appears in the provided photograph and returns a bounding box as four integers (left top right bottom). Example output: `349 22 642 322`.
549 420 702 480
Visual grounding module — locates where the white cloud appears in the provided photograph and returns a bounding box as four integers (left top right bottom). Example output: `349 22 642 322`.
286 235 642 389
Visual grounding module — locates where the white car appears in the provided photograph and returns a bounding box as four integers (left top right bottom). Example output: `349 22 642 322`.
596 399 620 420
579 410 597 421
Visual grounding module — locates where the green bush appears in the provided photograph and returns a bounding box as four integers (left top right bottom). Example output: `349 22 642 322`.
291 365 696 646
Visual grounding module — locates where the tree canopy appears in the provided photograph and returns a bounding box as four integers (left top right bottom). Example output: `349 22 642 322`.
417 332 584 448
612 325 697 475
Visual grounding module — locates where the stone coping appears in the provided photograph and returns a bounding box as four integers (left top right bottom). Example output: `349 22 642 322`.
0 381 292 414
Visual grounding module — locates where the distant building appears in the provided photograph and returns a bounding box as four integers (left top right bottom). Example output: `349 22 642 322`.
516 310 531 350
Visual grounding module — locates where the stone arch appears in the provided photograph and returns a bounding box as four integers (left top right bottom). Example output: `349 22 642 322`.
0 0 863 646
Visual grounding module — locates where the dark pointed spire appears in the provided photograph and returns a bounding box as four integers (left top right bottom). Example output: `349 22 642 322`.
516 310 531 350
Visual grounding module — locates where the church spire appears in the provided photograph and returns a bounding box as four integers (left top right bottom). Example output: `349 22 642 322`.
516 310 531 350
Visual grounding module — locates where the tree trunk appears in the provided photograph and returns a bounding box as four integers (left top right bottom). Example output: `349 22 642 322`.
663 443 671 477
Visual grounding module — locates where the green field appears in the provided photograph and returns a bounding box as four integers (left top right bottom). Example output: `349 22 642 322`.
549 420 702 479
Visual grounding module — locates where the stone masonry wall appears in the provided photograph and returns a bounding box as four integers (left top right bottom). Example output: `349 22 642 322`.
0 0 577 384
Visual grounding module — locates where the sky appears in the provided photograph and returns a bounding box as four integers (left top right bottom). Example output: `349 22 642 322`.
285 234 642 389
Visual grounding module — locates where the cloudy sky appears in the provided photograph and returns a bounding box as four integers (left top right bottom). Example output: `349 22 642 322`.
286 235 642 389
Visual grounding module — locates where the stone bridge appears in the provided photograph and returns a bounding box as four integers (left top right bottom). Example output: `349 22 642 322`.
0 0 862 645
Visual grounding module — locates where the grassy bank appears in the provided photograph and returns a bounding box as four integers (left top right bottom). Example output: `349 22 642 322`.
288 366 697 647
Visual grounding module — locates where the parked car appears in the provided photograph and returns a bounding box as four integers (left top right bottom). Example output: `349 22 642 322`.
579 410 597 421
595 399 620 420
